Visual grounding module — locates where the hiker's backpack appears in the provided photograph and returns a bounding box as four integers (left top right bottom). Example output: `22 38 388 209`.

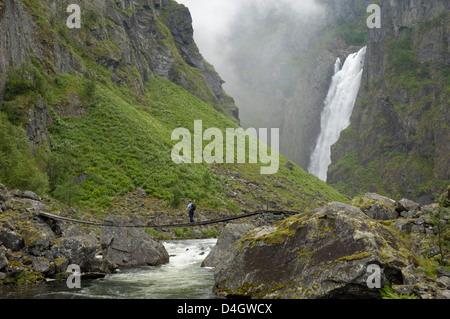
191 203 196 211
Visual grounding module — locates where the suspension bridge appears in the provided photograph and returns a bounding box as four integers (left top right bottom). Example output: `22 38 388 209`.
37 210 301 229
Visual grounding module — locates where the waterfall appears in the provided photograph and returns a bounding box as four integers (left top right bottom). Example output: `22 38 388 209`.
308 46 367 182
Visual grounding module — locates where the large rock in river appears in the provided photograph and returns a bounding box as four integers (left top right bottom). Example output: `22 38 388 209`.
213 202 414 299
100 216 169 268
201 223 254 268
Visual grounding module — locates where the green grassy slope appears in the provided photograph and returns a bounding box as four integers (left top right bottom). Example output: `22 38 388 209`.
46 74 348 211
0 0 348 216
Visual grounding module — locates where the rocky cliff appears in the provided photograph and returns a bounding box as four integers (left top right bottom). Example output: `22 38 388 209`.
328 0 449 203
0 0 238 123
227 0 448 202
225 0 372 169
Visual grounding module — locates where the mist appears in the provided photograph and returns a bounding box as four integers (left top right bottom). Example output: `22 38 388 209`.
176 0 238 87
177 0 326 88
177 0 333 169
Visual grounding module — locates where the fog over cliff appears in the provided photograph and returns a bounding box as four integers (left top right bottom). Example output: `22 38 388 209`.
177 0 328 134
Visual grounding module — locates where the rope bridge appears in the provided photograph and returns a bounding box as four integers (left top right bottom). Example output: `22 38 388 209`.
37 210 301 229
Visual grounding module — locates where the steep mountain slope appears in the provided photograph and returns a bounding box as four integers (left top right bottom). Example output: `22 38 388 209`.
0 0 348 215
328 0 449 203
0 0 237 118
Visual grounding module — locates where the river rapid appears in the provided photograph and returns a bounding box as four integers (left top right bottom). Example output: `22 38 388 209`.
0 238 217 299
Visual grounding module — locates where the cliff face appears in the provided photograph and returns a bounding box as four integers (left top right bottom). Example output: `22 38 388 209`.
0 0 238 122
328 0 449 203
227 0 373 169
233 0 448 202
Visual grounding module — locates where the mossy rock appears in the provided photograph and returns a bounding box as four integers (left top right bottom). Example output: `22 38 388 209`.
352 193 400 220
213 202 414 299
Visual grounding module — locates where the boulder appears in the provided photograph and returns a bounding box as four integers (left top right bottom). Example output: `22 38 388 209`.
365 204 399 220
21 198 49 213
51 234 98 272
392 219 413 234
5 260 26 276
400 209 419 219
201 223 254 268
398 198 421 212
20 191 40 201
54 256 69 274
100 216 169 268
422 203 439 211
352 193 399 220
32 257 52 274
363 193 397 209
436 276 450 289
411 224 425 234
18 220 55 256
0 228 24 251
436 268 450 278
1 201 12 212
213 202 413 299
401 265 417 285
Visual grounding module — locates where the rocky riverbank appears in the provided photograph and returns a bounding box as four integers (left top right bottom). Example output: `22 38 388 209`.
205 193 450 299
0 182 170 285
0 178 289 286
1 179 449 299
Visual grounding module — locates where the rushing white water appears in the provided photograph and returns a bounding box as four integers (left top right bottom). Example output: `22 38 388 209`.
81 239 218 299
0 239 217 299
308 46 367 182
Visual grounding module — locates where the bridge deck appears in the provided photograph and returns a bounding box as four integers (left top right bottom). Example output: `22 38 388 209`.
37 210 301 228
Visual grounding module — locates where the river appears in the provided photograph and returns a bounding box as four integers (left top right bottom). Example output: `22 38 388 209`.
0 238 217 299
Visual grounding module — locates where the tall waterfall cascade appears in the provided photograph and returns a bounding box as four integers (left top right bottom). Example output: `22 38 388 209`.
308 46 367 182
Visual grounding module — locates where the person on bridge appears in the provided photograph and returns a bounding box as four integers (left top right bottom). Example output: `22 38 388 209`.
186 200 196 223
